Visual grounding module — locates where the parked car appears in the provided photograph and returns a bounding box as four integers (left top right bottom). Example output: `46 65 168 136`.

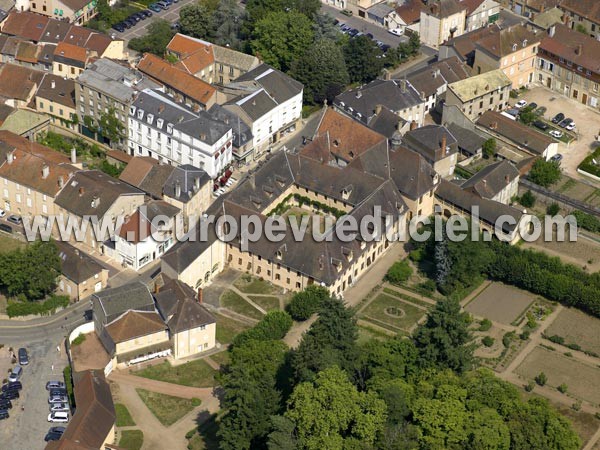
156 1 170 9
111 23 125 33
527 102 538 110
46 381 66 391
388 28 404 36
551 112 565 124
49 403 69 412
48 395 68 404
380 44 391 52
50 388 67 397
123 18 136 27
533 120 548 130
2 381 22 392
549 130 563 138
0 208 5 218
558 118 573 128
535 106 547 116
0 399 12 409
48 411 69 423
1 390 19 400
0 410 8 420
566 121 576 131
45 431 63 442
149 3 162 12
143 9 153 17
8 366 22 382
348 28 359 37
341 9 353 16
551 154 563 163
0 223 11 233
128 13 141 22
18 348 28 365
7 215 21 225
515 100 528 108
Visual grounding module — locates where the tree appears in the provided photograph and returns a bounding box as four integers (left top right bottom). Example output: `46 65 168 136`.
385 260 413 284
251 11 314 72
413 297 475 373
528 159 561 187
482 138 496 159
290 296 359 383
519 109 536 125
98 107 125 147
290 39 349 105
246 0 284 22
344 35 384 83
408 32 420 54
286 285 329 321
519 190 536 208
468 407 510 450
233 310 293 346
313 13 342 41
179 3 214 40
128 19 175 56
576 23 588 34
287 0 321 19
282 366 387 449
218 339 288 449
212 0 247 49
535 372 547 386
546 203 560 216
482 336 494 347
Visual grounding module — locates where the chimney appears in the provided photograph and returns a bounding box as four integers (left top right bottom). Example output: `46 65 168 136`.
6 150 14 164
197 288 203 304
483 179 487 185
356 91 362 99
194 176 200 191
491 121 498 130
400 79 407 93
91 195 99 208
175 180 181 198
375 104 382 115
154 283 160 293
200 133 206 140
505 174 510 184
51 80 55 89
58 175 65 189
575 44 582 56
70 148 76 164
78 187 85 196
420 91 426 101
440 135 447 152
549 25 556 37
41 164 50 179
382 68 392 80
410 120 417 131
433 69 440 79
158 104 165 114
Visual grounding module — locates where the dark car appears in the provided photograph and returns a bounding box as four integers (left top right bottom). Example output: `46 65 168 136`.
533 120 548 130
1 390 19 400
149 3 162 12
2 381 22 392
123 18 136 27
552 112 565 124
380 44 391 52
18 348 28 365
528 102 538 111
112 23 125 33
0 410 8 420
366 32 374 39
558 118 573 128
0 399 12 409
129 13 141 22
0 223 12 233
121 19 132 29
7 215 21 225
46 381 66 391
45 426 66 441
50 388 67 397
83 309 93 321
142 9 153 17
551 153 563 163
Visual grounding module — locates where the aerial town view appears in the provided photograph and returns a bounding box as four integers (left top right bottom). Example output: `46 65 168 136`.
1 0 600 448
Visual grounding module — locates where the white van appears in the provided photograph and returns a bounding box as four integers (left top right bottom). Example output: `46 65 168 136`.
8 366 22 383
48 411 69 423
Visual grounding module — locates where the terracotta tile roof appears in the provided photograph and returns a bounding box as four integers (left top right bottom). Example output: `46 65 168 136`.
62 25 93 48
119 156 158 187
475 24 540 58
1 11 49 42
422 0 466 18
117 200 179 244
54 42 87 63
137 53 216 106
460 0 485 15
36 73 76 109
395 0 423 24
106 310 167 343
107 150 132 164
0 63 44 101
540 23 600 73
300 108 386 163
167 34 214 74
559 0 600 22
0 131 75 196
15 41 39 64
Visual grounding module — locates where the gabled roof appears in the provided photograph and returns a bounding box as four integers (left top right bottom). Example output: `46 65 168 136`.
1 11 49 42
36 73 76 109
460 160 520 199
560 0 600 24
407 56 470 98
447 69 511 102
55 170 144 219
422 0 466 19
166 298 216 333
56 241 105 284
117 201 180 244
395 0 423 24
540 24 600 74
119 156 158 188
106 310 167 343
367 105 406 139
446 123 486 155
53 42 88 67
155 278 197 318
403 124 459 162
137 53 216 106
166 34 214 75
0 63 44 102
475 24 539 58
93 281 154 318
15 41 39 64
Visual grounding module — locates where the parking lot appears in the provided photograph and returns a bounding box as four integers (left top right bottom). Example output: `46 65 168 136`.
0 338 68 450
513 86 600 181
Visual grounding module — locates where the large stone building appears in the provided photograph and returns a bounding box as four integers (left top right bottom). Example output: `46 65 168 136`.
536 24 600 109
558 0 600 41
419 0 467 49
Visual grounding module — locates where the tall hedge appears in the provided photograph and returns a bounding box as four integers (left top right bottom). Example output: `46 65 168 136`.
232 310 293 347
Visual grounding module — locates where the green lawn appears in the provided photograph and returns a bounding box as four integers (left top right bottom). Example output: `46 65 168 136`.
0 235 25 254
358 325 394 344
115 403 136 427
186 415 219 450
136 389 197 426
214 313 251 344
209 350 230 367
233 275 276 295
118 430 143 450
248 295 280 311
135 360 216 388
360 294 427 333
220 289 264 320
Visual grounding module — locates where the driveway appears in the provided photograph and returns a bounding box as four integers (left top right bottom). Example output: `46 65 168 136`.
514 86 600 183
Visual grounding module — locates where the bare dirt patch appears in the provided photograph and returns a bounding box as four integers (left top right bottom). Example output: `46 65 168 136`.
465 283 535 325
546 307 600 356
522 233 600 272
516 346 600 404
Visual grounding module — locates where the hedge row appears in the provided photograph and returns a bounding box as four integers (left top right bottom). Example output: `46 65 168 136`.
6 295 69 318
232 310 293 347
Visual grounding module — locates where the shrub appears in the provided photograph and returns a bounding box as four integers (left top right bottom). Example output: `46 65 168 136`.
502 332 515 348
519 190 536 208
417 279 436 295
63 366 75 407
481 336 494 347
6 295 69 318
525 381 535 392
286 285 329 321
578 146 600 178
535 372 547 386
71 334 86 346
564 352 573 357
409 248 423 262
191 398 201 407
482 138 496 159
547 335 565 345
567 342 581 351
546 203 560 216
572 400 582 411
385 260 413 284
232 310 293 347
478 318 492 332
520 330 530 340
572 210 600 233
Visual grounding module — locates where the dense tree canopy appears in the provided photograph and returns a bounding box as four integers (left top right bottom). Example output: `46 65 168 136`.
178 3 214 40
343 35 384 83
528 159 561 187
128 20 175 56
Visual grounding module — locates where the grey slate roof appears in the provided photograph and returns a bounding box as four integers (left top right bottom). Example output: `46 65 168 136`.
132 89 231 146
55 170 144 219
447 123 486 156
155 279 215 332
406 56 470 98
334 79 423 125
403 125 459 162
235 64 303 105
163 165 212 202
367 105 406 139
93 281 155 321
226 88 277 122
460 160 519 199
78 59 159 103
56 241 105 284
367 3 394 19
207 104 252 148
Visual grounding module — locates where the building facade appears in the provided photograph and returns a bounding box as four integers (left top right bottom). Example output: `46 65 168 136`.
420 0 467 49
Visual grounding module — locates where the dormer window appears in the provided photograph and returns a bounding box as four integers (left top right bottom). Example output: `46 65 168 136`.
146 113 154 125
167 123 173 134
341 184 353 200
130 106 136 115
522 39 527 47
276 250 282 260
157 118 164 128
512 43 517 52
137 109 144 119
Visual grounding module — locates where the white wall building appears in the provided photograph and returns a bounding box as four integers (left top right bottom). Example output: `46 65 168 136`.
128 89 233 178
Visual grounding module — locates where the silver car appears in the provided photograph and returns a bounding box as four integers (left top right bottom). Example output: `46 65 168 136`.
48 395 68 404
49 403 69 412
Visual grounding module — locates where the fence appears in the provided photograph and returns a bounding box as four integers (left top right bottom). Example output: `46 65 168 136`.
520 179 600 217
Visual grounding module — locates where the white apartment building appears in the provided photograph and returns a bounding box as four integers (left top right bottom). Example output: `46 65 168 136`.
128 89 232 178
